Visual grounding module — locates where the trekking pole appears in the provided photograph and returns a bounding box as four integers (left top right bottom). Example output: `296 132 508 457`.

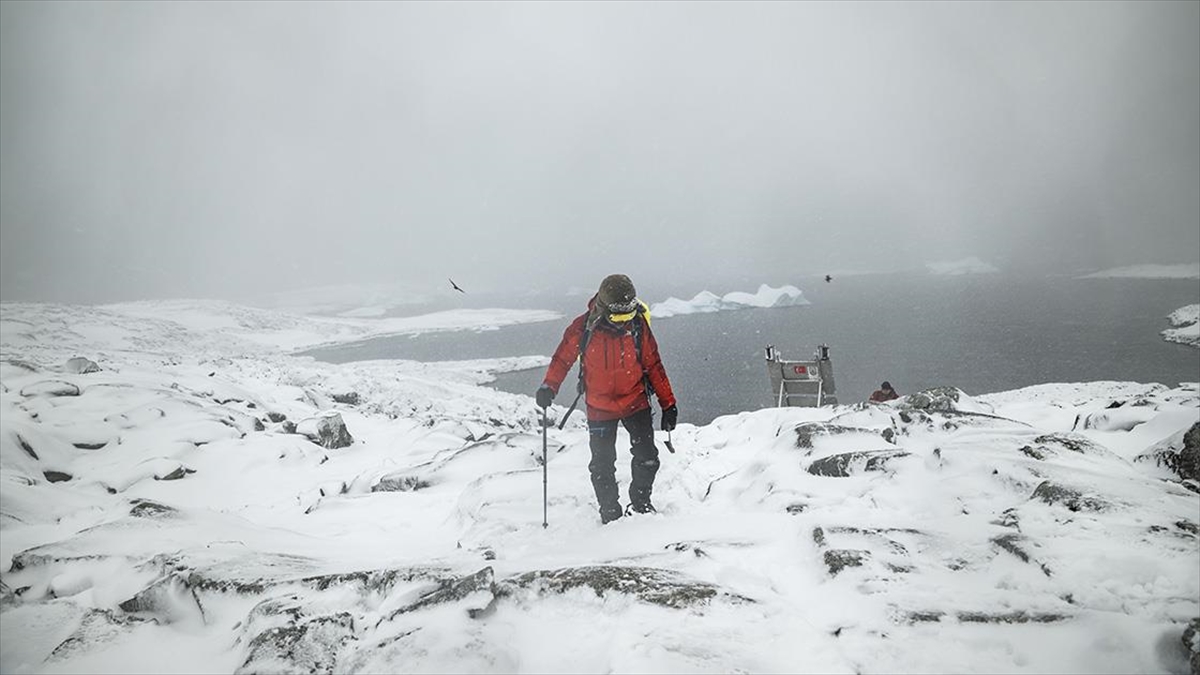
541 406 549 528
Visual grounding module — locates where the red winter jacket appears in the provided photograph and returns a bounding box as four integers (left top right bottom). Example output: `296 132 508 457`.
542 298 676 422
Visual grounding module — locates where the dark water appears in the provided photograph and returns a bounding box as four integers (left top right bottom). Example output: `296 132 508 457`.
301 276 1199 426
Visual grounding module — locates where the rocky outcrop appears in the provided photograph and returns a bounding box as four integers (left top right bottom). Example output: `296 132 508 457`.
899 387 972 412
296 413 354 449
372 474 430 492
499 565 751 610
807 450 911 477
1181 423 1200 482
1182 617 1200 675
1030 480 1112 512
20 380 81 397
792 422 886 450
1134 421 1200 482
63 357 100 374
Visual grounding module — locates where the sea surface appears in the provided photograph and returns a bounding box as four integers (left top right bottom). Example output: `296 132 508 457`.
301 275 1200 426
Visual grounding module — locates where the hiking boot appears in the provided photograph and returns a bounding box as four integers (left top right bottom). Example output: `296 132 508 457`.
625 502 656 516
600 506 623 524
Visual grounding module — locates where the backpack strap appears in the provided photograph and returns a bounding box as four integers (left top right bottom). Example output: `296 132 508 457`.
574 319 595 395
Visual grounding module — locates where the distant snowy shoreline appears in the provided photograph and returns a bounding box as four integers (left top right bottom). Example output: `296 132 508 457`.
1079 263 1200 279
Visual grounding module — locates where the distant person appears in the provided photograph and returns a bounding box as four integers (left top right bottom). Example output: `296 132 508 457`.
536 274 678 523
869 381 899 402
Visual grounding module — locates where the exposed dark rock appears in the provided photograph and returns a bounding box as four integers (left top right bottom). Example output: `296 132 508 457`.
16 435 38 460
500 565 749 610
901 610 947 623
823 549 869 576
792 423 879 450
1030 480 1112 512
812 527 827 547
991 508 1021 530
239 610 355 675
1181 423 1200 482
991 533 1053 577
129 499 179 518
785 503 808 514
1074 410 1146 432
63 357 100 374
900 387 967 412
43 471 72 483
806 450 912 477
1019 445 1047 460
119 575 206 624
156 466 195 481
1182 617 1200 675
299 567 449 593
1176 521 1200 537
266 412 287 423
958 610 1069 624
72 442 108 450
901 610 1070 624
826 526 919 555
298 413 354 449
664 542 710 559
992 533 1031 563
384 567 498 621
372 475 431 493
20 380 81 397
0 579 14 609
48 609 153 661
331 392 361 406
281 421 297 434
3 358 39 372
1033 433 1107 455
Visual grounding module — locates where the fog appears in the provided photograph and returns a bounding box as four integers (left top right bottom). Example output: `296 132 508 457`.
2 1 1197 304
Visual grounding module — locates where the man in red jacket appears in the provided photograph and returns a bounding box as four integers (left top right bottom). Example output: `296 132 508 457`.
536 274 678 524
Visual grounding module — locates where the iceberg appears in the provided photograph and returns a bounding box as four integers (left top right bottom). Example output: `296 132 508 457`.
925 256 1000 275
650 284 810 318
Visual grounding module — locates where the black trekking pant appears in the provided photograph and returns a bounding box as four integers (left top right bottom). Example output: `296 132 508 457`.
587 407 660 520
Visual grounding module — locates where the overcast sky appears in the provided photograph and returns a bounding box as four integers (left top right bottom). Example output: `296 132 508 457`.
1 1 1197 303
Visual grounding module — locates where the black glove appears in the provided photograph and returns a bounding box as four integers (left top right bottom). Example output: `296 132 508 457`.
661 404 678 431
536 384 555 409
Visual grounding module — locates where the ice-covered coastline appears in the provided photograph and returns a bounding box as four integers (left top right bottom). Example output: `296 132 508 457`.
0 299 1198 675
649 284 810 318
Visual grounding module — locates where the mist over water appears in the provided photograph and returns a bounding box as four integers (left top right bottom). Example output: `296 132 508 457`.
302 276 1200 426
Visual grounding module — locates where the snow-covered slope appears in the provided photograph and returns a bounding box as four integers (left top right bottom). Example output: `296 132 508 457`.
1 301 1197 674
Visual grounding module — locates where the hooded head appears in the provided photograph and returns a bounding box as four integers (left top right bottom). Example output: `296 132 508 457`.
881 381 893 390
597 274 638 313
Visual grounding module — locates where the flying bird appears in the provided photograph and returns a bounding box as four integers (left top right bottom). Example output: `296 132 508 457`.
449 278 466 293
825 275 833 283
